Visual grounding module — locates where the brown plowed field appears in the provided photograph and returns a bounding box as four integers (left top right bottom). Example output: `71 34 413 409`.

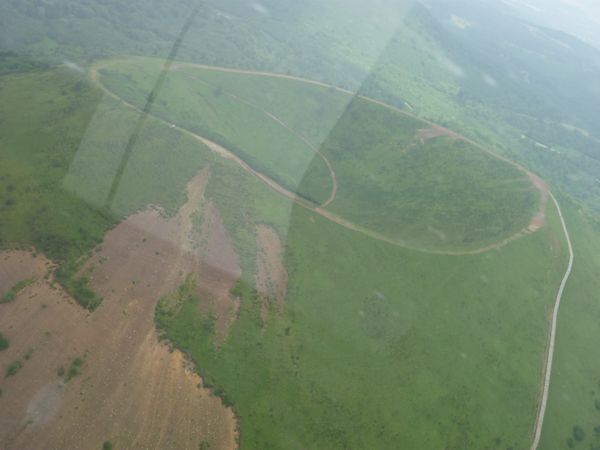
0 168 238 450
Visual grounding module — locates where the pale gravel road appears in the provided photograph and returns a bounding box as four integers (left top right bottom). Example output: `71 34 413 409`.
530 192 574 450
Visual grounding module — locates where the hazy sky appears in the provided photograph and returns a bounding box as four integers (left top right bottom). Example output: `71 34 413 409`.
502 0 600 47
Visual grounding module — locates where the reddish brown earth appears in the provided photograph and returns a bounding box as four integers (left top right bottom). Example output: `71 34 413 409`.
526 172 549 232
415 125 460 143
0 169 239 450
255 225 288 322
0 251 51 298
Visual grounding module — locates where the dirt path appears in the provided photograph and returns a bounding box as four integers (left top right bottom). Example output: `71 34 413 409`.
90 63 547 256
530 192 574 450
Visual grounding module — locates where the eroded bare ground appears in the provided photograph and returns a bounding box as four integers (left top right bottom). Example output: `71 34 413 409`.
526 172 549 232
0 168 240 450
0 251 51 297
415 125 461 143
193 200 241 346
255 225 288 322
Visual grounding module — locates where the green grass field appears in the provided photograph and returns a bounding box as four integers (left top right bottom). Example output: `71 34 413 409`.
0 62 576 449
160 170 567 448
98 56 539 251
0 67 219 307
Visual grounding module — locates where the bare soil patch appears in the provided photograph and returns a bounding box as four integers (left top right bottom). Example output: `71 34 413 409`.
255 225 288 322
0 168 239 450
415 126 461 143
526 172 549 232
194 200 241 346
0 251 50 298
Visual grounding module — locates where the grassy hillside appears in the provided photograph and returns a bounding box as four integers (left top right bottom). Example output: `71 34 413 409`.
307 98 537 250
0 68 107 260
0 67 211 308
159 171 567 448
0 60 576 449
2 3 599 446
98 57 538 251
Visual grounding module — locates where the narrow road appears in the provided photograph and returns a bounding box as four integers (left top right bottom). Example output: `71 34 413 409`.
90 62 545 256
530 192 574 450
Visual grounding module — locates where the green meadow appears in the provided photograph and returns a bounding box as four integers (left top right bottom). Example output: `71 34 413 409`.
161 166 567 449
0 59 574 449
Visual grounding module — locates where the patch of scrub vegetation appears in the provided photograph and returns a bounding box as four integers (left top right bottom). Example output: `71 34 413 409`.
155 275 213 340
0 332 9 351
54 263 101 311
157 162 567 449
1 277 35 303
539 200 600 449
102 441 113 450
64 356 85 382
5 360 22 378
23 348 34 360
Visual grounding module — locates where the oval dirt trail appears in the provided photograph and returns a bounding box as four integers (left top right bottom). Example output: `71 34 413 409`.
0 170 238 450
176 64 575 447
91 63 548 256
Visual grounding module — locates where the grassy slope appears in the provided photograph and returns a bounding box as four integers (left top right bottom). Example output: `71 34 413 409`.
99 57 538 251
0 65 575 449
161 160 567 449
0 69 108 260
0 67 217 307
308 98 537 250
539 200 600 449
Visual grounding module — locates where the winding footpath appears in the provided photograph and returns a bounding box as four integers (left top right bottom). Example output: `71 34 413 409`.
530 192 574 450
90 62 550 256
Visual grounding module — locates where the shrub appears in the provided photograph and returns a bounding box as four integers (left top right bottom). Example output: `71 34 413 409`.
0 332 9 351
102 442 113 450
65 357 84 382
572 425 585 442
1 278 35 303
5 360 22 377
